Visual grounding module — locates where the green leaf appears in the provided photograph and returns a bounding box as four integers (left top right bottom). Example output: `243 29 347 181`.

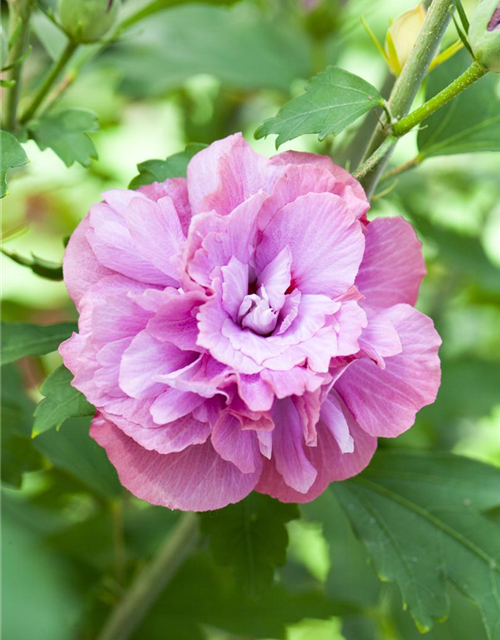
418 53 500 157
111 4 312 97
134 552 353 640
129 142 207 189
255 66 383 148
1 364 43 487
34 417 121 499
0 321 76 365
0 130 28 198
1 248 63 280
34 365 94 435
333 451 500 638
28 108 99 167
200 493 299 592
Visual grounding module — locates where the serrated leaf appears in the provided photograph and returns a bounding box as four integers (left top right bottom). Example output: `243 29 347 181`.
200 493 299 592
1 248 63 280
34 417 121 499
1 364 43 487
0 321 76 365
255 66 383 148
1 130 28 198
28 108 99 167
129 142 207 189
332 451 500 639
418 52 500 157
34 365 94 435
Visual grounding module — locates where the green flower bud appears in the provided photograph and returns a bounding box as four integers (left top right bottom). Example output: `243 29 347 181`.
58 0 121 44
469 0 500 72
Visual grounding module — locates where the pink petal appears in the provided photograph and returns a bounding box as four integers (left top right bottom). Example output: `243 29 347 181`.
63 216 113 310
211 413 262 474
255 192 364 298
119 330 196 399
336 304 441 437
106 410 211 455
138 177 192 235
320 392 354 453
270 151 369 220
335 300 367 356
359 309 402 368
221 257 249 321
147 289 206 351
257 246 292 311
271 398 317 494
91 414 260 511
236 374 274 412
256 408 377 503
87 198 174 286
355 217 426 310
187 132 279 216
125 196 185 283
150 388 205 425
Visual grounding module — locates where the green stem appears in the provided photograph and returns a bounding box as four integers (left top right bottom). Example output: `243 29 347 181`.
360 0 454 196
96 512 199 640
353 137 396 181
19 39 78 124
391 60 487 136
380 155 422 183
2 0 34 131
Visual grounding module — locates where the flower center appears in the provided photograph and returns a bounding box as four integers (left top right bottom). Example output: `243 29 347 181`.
237 285 278 336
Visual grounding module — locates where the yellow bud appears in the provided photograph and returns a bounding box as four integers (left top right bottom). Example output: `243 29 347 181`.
385 3 427 75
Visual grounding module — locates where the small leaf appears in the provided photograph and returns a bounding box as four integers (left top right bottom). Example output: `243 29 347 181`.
1 364 43 487
200 493 299 592
34 417 121 499
28 108 99 167
0 321 76 365
0 130 28 198
1 247 63 280
333 451 500 638
129 142 208 189
418 52 500 157
255 66 383 148
34 365 94 435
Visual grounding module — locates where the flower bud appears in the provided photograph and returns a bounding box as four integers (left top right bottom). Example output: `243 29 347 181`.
385 3 427 76
469 0 500 72
58 0 120 44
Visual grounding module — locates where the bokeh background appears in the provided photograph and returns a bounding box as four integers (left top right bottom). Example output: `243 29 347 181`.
2 0 500 639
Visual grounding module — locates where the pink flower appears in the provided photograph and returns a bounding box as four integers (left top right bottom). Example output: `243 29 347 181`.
60 133 441 511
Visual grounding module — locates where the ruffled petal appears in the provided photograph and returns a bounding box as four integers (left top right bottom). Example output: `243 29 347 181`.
355 217 426 310
336 304 441 437
91 414 260 511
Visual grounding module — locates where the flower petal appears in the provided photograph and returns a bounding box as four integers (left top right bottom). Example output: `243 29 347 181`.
91 414 259 511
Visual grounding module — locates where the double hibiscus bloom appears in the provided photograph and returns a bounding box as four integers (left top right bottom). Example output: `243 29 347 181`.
61 134 441 511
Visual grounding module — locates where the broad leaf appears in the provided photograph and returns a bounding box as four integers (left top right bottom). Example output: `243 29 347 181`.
28 108 99 167
0 321 76 365
34 365 94 435
255 66 383 148
129 142 207 189
134 552 353 640
1 130 28 198
34 417 121 499
1 364 43 487
110 4 311 97
200 493 299 592
333 451 500 638
1 248 63 280
418 53 500 157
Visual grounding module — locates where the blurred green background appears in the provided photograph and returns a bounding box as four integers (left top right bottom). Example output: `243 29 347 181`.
2 0 500 639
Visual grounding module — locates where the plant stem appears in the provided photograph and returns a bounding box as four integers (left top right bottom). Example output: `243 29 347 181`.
353 136 396 180
19 39 78 124
96 512 199 640
380 155 423 182
2 0 34 131
391 60 487 136
360 0 454 196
